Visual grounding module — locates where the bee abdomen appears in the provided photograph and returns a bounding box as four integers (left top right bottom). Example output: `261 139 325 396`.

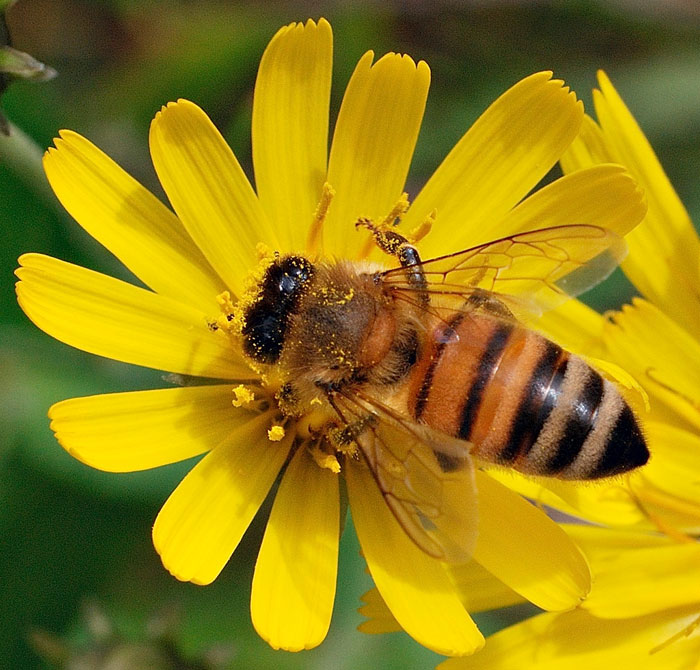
520 356 648 479
409 315 648 480
481 344 649 480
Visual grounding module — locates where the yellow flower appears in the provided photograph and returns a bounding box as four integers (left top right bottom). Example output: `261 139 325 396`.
496 71 700 530
436 71 700 669
15 24 646 654
365 525 700 669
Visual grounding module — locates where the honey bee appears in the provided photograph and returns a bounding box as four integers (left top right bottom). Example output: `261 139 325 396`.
240 224 649 562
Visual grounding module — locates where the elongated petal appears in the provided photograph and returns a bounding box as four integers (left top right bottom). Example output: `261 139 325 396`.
605 298 700 432
252 19 332 252
251 446 339 651
439 607 700 670
49 385 247 472
43 131 223 310
153 411 291 585
346 459 483 656
559 114 614 172
359 562 524 635
16 254 248 379
593 71 700 334
486 468 645 528
358 588 402 634
641 421 700 507
534 299 605 356
325 51 430 259
472 472 590 611
447 561 525 613
498 164 646 238
565 525 700 618
404 72 583 258
150 100 270 294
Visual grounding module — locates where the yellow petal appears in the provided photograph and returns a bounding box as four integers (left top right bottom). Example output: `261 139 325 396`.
487 468 646 528
252 18 332 252
565 525 700 619
324 51 430 259
630 478 700 537
358 587 402 634
559 114 615 173
605 298 700 433
534 299 606 356
49 385 247 472
251 446 339 651
359 563 524 636
404 72 583 258
16 254 248 379
447 560 524 613
150 100 270 294
153 411 291 585
346 459 484 656
438 607 700 670
641 421 700 506
497 164 646 238
472 472 590 611
43 131 223 311
593 71 700 335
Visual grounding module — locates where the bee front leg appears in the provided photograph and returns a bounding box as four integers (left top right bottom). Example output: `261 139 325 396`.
355 219 429 307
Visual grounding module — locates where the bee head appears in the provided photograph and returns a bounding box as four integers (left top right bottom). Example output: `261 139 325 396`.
241 255 315 364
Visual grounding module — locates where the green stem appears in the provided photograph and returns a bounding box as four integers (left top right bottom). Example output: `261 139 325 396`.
0 120 57 210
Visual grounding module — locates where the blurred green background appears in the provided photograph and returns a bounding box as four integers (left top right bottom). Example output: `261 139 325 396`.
2 1 700 668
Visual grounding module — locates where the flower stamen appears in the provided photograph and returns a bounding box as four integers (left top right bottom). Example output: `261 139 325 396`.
307 182 335 257
232 384 256 408
309 438 342 474
409 208 436 244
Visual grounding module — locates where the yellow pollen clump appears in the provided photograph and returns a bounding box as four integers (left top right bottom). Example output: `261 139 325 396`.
267 425 286 442
256 241 273 260
232 385 255 408
214 291 237 333
309 444 341 474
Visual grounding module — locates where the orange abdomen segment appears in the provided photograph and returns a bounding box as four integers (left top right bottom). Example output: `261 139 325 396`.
407 313 648 479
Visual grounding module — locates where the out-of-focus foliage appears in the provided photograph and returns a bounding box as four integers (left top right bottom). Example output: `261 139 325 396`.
2 1 700 668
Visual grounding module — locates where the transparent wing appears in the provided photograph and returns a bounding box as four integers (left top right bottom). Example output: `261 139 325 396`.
379 225 627 319
333 390 478 563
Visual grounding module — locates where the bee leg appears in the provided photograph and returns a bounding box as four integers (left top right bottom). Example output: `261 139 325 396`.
328 414 377 449
356 218 430 307
465 288 514 319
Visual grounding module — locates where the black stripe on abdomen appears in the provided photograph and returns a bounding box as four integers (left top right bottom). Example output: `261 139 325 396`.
544 369 604 473
414 313 465 420
590 404 649 478
458 323 513 440
498 342 564 464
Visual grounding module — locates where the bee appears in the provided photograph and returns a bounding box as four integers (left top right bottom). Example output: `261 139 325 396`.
240 224 649 562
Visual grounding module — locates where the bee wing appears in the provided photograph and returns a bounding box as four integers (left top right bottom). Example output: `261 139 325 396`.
380 225 626 318
334 391 478 563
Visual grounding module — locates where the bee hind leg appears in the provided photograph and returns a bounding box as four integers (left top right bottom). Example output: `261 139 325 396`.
465 288 514 319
